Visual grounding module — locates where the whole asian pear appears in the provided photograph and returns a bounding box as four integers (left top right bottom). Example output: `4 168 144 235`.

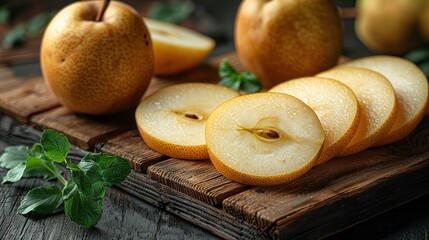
40 0 154 115
235 0 343 88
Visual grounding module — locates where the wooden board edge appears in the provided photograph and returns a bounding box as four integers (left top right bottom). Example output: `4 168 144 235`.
0 114 266 240
275 158 429 239
121 171 268 240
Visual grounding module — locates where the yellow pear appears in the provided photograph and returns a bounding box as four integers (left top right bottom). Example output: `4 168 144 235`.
235 0 343 88
355 0 427 54
41 0 154 115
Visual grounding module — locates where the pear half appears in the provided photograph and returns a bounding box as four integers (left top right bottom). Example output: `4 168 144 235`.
145 18 215 75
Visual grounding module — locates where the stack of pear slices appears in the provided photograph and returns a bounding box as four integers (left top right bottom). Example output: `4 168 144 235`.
136 56 429 186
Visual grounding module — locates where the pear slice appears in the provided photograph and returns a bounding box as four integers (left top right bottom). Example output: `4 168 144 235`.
135 83 239 160
144 18 215 75
343 55 429 146
205 92 325 186
317 66 397 155
269 77 360 163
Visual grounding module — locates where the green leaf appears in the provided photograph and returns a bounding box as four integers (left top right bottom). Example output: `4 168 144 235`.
2 23 26 49
218 59 262 93
25 156 60 180
0 145 29 169
419 61 429 79
26 10 57 36
241 72 262 93
29 143 45 159
41 129 70 163
0 7 10 24
404 48 429 64
218 77 241 91
63 179 78 200
2 163 26 184
82 153 131 185
18 185 63 215
148 0 194 23
71 161 105 198
219 60 237 78
63 180 103 228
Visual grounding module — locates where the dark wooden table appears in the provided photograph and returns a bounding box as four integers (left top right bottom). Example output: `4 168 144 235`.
2 0 429 239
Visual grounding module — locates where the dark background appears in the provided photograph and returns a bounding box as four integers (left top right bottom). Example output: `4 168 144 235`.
1 0 429 239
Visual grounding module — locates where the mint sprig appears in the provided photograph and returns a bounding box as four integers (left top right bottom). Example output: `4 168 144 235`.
218 59 262 93
0 129 131 227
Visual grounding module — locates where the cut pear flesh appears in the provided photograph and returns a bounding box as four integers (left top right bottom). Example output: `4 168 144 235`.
270 77 360 163
135 83 239 159
205 92 325 186
144 18 215 75
343 55 429 146
318 66 397 155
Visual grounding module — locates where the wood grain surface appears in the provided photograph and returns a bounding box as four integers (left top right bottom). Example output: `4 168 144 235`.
0 78 59 123
95 130 167 173
2 54 429 239
148 158 249 205
30 107 135 150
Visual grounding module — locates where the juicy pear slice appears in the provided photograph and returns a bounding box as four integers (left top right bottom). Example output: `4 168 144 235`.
317 66 397 155
343 55 429 146
135 83 239 159
205 92 325 186
144 18 215 75
269 77 360 164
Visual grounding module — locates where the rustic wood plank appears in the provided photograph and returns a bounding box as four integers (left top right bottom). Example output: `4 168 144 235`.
121 171 267 239
222 120 429 239
0 65 14 80
95 129 168 173
30 107 134 150
147 158 249 205
0 170 217 240
0 78 59 123
0 115 265 240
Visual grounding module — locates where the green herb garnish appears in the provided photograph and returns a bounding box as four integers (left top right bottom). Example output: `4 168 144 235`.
0 6 10 24
148 0 194 24
404 47 429 79
0 129 131 228
2 10 56 49
218 59 262 93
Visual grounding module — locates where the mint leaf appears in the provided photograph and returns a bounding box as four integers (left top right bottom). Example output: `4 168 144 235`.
0 7 10 25
63 179 78 200
148 0 194 23
419 61 429 79
71 161 105 198
29 143 45 159
2 163 26 183
241 71 262 93
218 59 262 93
0 145 29 169
218 76 241 91
26 10 57 36
404 47 429 64
18 185 63 215
82 153 131 185
63 180 103 228
219 60 237 78
2 23 26 49
25 156 60 180
41 129 70 163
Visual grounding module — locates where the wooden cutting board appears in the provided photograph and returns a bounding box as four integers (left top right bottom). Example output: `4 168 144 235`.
1 54 429 239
